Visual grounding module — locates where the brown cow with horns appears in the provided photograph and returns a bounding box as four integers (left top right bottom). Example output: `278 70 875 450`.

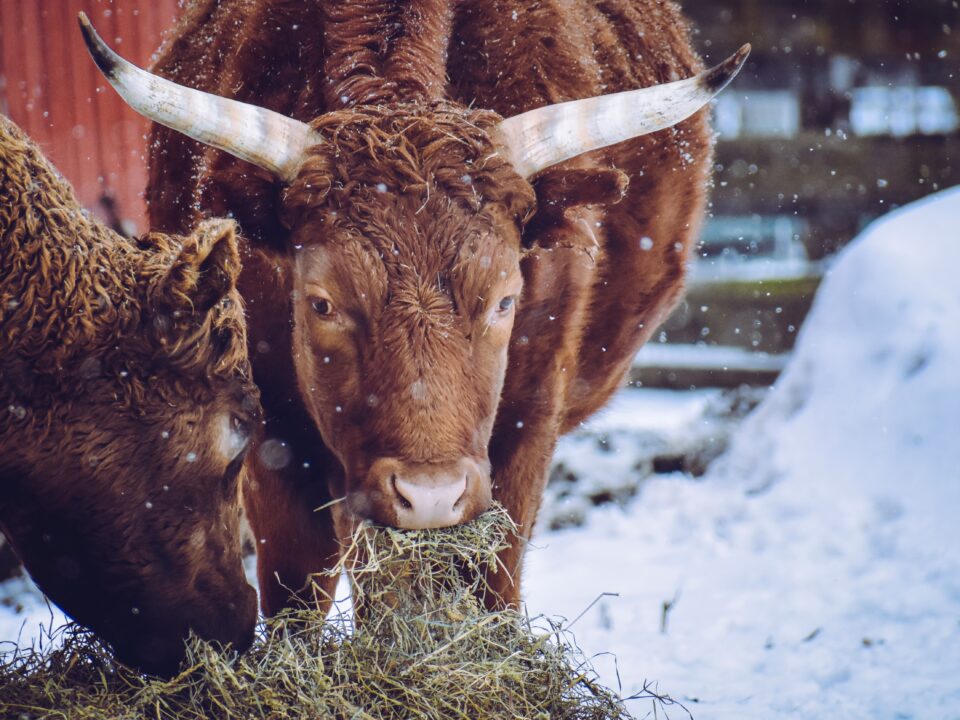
80 1 748 615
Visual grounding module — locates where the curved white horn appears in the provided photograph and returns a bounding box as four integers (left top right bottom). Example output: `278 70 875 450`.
78 12 319 183
493 44 751 179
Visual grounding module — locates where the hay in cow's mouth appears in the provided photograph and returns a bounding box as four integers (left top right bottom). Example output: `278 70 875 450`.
0 505 651 719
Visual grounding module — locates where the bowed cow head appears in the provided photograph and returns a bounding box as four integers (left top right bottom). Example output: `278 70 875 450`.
1 113 259 676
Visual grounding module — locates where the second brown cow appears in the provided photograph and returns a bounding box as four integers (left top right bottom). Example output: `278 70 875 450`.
0 114 259 675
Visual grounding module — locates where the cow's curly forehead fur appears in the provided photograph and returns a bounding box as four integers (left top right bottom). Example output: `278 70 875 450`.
279 101 535 340
281 101 536 229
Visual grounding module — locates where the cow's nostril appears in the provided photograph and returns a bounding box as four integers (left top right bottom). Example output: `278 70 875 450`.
391 474 413 510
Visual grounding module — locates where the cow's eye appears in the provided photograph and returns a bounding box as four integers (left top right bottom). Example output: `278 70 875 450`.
311 297 335 317
497 295 516 313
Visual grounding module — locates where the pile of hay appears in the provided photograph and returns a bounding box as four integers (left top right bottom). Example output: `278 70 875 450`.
0 506 640 719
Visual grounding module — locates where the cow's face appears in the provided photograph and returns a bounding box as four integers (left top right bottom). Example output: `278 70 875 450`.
279 106 535 531
0 221 259 676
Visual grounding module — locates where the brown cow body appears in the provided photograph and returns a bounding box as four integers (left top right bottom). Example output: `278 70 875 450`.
141 0 713 614
0 114 259 675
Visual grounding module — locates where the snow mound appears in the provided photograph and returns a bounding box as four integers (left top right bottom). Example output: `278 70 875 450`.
718 185 960 533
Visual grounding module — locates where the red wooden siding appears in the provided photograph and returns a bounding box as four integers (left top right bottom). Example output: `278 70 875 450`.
1 0 182 233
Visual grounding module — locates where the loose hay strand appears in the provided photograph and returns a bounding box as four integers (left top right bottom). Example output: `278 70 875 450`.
0 504 636 719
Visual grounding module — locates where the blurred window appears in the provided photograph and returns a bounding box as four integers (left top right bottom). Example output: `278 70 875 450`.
714 91 801 139
699 215 809 262
850 86 959 137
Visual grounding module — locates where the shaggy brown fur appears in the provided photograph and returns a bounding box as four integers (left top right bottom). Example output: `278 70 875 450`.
146 0 712 614
0 114 260 676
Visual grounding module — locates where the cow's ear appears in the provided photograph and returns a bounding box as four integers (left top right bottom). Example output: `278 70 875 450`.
522 167 629 249
157 219 241 315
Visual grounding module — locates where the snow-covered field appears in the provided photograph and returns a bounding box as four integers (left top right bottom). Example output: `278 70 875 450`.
3 188 959 718
526 187 960 718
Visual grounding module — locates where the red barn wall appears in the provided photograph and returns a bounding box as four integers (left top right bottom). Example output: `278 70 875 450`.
0 0 181 234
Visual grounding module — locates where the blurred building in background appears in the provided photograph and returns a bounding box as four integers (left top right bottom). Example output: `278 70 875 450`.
687 0 958 259
637 0 960 386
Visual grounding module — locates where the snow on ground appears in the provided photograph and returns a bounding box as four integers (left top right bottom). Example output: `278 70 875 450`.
2 188 959 718
0 576 66 655
525 187 960 718
544 385 766 531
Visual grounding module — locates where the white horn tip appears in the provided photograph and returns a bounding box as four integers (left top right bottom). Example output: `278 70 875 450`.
700 44 752 95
